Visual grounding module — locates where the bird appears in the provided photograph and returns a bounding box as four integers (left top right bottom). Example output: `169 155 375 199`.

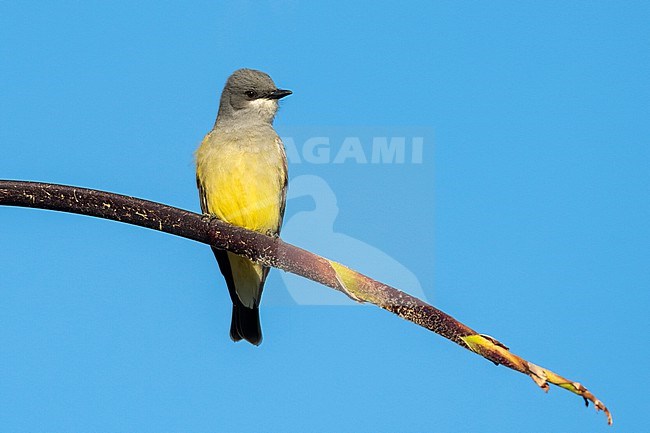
195 68 292 345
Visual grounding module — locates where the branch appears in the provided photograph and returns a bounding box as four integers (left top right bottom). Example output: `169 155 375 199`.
0 180 612 425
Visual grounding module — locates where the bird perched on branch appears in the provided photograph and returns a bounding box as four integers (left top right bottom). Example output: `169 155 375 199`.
195 68 292 345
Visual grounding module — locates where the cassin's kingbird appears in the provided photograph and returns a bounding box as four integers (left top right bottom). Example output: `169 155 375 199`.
195 69 291 345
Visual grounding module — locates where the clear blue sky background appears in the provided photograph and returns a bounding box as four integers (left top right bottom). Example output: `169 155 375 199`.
1 1 648 432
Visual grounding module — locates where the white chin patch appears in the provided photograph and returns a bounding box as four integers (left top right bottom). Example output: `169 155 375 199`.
249 98 278 119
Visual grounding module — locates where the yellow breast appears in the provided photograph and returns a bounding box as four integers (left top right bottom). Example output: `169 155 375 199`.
196 129 287 234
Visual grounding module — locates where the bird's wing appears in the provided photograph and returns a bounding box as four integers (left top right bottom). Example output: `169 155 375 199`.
275 135 289 235
196 174 209 215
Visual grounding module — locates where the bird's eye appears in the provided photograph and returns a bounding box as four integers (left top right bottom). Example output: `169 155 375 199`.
244 90 258 99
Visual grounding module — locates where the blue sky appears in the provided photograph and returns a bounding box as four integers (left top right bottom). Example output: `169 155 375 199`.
1 1 648 432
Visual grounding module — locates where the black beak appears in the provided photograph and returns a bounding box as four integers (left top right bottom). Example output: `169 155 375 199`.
268 89 292 99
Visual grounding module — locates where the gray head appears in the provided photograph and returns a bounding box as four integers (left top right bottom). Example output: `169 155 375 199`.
215 68 292 127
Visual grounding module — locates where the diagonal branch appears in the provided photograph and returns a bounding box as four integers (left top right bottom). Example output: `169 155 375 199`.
0 180 612 425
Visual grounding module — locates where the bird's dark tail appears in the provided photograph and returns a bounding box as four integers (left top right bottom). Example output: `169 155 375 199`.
212 246 265 346
230 303 262 346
